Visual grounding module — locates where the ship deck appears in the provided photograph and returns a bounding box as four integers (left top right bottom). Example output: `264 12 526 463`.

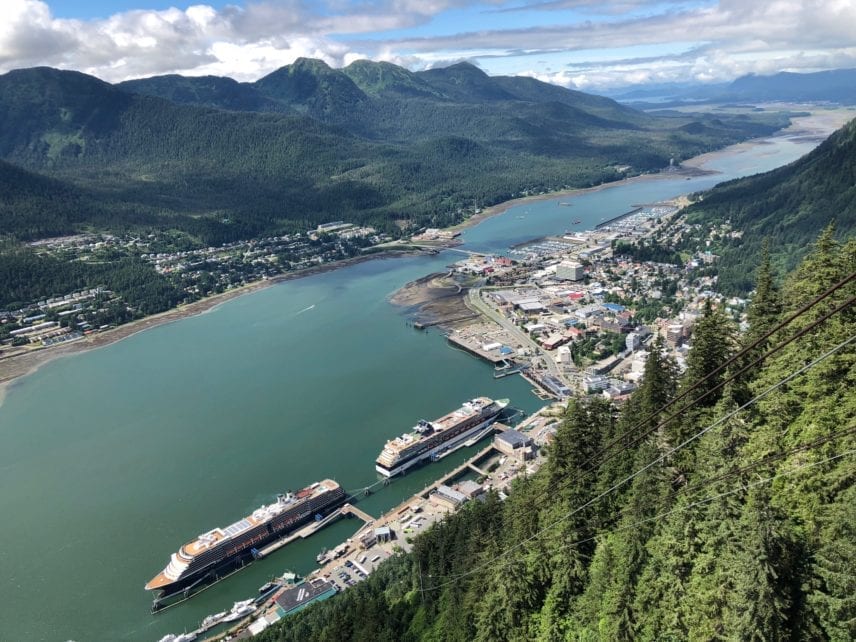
145 480 341 592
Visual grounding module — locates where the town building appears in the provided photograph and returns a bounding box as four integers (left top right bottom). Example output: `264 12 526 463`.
430 485 469 510
557 260 584 281
494 430 536 461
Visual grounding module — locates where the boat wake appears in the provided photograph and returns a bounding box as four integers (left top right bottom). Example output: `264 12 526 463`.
295 304 316 316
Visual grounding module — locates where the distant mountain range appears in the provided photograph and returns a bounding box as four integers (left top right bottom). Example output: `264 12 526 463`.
610 68 856 107
0 59 788 243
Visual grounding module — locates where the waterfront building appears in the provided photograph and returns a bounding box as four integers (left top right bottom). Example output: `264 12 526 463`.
274 578 338 618
494 430 536 461
430 485 469 510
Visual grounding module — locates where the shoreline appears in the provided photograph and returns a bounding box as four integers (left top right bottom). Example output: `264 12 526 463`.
0 250 419 395
444 108 855 236
445 166 711 235
3 109 851 395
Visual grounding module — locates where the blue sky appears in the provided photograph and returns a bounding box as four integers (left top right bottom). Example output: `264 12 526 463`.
48 1 231 19
3 1 854 90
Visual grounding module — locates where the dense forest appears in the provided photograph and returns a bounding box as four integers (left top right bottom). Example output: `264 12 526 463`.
0 245 183 313
677 117 856 293
0 61 789 244
257 228 855 641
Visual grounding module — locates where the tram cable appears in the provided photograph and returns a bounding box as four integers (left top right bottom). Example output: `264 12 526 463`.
418 333 854 590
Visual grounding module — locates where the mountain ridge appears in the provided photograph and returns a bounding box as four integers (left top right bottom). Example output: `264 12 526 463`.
0 62 789 243
677 117 856 292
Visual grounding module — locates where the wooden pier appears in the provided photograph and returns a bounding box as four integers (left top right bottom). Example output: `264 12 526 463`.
413 313 478 330
340 503 375 524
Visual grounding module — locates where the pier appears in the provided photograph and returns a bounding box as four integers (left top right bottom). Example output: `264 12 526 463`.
340 503 376 524
413 313 478 330
595 206 642 229
416 443 496 499
446 333 507 364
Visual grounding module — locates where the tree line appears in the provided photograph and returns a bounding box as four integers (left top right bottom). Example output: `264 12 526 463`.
257 226 855 641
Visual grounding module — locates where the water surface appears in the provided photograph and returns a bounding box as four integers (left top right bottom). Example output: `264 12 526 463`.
0 129 824 641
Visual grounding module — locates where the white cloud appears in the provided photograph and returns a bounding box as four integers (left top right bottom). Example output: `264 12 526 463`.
0 0 853 89
0 0 455 81
373 0 856 89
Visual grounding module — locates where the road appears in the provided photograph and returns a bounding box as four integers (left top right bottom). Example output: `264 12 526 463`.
466 287 565 381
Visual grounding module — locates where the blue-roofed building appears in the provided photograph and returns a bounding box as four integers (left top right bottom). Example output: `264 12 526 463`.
603 303 625 312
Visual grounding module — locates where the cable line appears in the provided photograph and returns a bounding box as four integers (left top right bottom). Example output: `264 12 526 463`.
520 289 854 510
587 293 855 473
419 334 854 590
526 447 856 571
587 272 854 469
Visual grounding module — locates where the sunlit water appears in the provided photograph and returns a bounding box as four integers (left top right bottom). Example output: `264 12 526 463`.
0 128 824 641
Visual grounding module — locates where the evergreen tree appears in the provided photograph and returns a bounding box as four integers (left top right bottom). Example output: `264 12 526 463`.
679 299 735 412
538 399 611 639
733 239 782 405
595 336 678 519
726 486 797 640
745 239 782 347
804 485 856 641
668 300 735 478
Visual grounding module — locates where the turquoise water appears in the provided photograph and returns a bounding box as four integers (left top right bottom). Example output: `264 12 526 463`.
0 130 821 641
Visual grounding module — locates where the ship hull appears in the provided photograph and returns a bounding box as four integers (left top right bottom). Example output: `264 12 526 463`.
148 495 346 608
151 556 248 605
376 412 501 478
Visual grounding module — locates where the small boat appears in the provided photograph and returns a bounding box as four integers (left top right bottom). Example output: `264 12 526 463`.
259 581 278 594
200 611 227 630
222 599 257 623
573 219 581 225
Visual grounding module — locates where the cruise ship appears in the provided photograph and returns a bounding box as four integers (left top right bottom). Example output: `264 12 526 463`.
145 480 345 602
376 398 508 477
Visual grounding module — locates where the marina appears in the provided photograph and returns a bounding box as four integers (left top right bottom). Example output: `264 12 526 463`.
0 128 825 641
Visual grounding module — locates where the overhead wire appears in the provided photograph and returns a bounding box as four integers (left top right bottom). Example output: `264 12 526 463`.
584 272 855 468
519 286 854 510
342 273 854 505
418 333 855 591
586 292 855 472
515 447 856 573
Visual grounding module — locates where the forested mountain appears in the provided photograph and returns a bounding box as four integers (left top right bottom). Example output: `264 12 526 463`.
0 61 788 244
117 74 279 112
678 117 856 292
0 159 96 239
256 229 855 641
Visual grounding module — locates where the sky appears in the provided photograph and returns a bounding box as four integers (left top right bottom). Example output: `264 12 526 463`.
3 0 856 91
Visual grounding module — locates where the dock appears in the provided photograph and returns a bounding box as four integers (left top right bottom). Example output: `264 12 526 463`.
340 503 375 524
413 313 478 330
416 443 495 499
447 333 507 364
595 206 642 230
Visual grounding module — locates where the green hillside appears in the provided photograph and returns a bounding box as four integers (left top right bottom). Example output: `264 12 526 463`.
342 60 444 99
118 74 279 112
0 62 789 244
255 231 856 641
678 117 856 292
